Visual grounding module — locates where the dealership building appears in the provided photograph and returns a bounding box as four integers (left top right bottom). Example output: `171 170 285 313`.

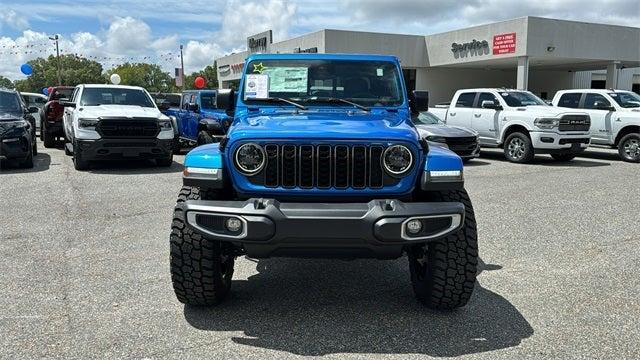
215 16 640 104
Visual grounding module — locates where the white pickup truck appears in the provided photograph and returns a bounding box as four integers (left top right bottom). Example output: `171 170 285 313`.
552 89 640 162
430 89 591 163
62 84 175 170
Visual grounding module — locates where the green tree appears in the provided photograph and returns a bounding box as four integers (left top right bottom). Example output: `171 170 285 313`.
0 75 13 89
106 63 176 93
184 62 218 90
13 55 103 92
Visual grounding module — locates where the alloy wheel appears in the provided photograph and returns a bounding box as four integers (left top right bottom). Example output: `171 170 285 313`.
623 138 640 161
508 138 526 160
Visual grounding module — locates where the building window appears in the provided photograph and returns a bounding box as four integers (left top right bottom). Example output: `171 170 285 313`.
633 83 640 95
402 69 416 95
591 80 606 89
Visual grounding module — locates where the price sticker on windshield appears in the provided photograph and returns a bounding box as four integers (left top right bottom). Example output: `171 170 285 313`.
245 74 269 99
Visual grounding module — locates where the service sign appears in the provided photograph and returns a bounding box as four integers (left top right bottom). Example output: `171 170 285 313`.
493 33 516 55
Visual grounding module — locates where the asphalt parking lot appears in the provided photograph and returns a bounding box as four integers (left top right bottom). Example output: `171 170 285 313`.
1 141 639 359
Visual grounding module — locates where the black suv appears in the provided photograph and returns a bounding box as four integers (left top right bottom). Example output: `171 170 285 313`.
0 89 38 169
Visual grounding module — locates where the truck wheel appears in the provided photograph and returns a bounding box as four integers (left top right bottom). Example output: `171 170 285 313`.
551 153 576 161
73 141 90 171
504 132 534 163
197 130 215 145
170 186 235 305
409 189 478 310
618 133 640 163
157 154 174 167
42 127 55 148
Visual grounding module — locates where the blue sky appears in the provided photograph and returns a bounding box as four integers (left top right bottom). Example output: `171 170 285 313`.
1 0 638 80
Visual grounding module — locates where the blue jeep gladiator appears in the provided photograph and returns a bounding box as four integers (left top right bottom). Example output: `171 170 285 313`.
160 90 231 150
170 53 478 310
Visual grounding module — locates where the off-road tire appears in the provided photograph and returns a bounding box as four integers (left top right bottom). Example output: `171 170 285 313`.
617 133 640 163
551 153 577 162
409 189 478 310
170 186 235 305
157 154 174 167
197 130 214 146
42 126 55 148
504 132 534 163
73 141 90 171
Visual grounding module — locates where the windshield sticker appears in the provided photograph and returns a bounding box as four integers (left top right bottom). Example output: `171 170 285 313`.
376 68 383 77
501 92 509 96
263 67 308 93
252 62 267 74
244 74 269 99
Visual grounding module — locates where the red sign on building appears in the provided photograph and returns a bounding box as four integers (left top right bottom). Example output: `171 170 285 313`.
493 33 516 55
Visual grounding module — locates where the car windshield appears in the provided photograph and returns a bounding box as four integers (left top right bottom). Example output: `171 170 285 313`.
0 92 22 118
413 111 443 125
200 92 217 110
80 88 155 107
499 91 546 107
608 92 640 108
242 59 404 108
52 88 73 100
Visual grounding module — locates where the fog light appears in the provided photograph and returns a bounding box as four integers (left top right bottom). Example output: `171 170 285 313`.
406 219 423 235
225 217 242 233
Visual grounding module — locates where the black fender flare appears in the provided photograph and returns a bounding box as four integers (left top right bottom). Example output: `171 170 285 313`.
198 118 225 136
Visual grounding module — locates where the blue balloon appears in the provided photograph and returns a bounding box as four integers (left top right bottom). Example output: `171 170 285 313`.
42 87 49 95
20 63 33 75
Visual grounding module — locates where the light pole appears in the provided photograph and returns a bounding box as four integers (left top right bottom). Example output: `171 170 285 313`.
49 34 62 86
180 44 185 91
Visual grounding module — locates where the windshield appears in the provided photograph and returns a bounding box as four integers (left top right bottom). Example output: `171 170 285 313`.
80 88 155 107
413 111 443 125
200 92 217 110
608 92 640 108
242 59 404 107
499 91 546 107
0 92 22 118
52 88 73 100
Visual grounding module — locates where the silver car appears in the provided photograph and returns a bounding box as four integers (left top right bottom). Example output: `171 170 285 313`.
413 111 480 162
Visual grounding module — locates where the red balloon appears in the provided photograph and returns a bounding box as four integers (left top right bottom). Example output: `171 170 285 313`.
47 86 54 95
194 76 205 89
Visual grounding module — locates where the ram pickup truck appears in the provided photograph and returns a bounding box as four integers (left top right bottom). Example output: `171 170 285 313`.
162 90 232 150
170 53 479 310
61 84 175 170
552 89 640 162
431 88 591 163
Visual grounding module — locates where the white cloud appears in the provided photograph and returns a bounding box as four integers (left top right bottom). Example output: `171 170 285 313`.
218 0 297 47
0 10 30 31
106 17 152 54
183 41 224 71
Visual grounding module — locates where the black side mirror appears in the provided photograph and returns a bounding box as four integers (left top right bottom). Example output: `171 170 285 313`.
59 101 76 108
28 106 39 113
410 90 429 113
216 89 236 115
481 100 503 110
158 102 170 111
594 101 614 111
187 103 199 112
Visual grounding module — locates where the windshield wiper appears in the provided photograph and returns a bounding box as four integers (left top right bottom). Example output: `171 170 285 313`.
251 97 307 110
309 97 370 112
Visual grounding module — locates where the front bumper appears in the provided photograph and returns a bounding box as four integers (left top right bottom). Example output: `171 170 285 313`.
43 120 64 135
0 135 31 161
530 131 590 152
180 198 465 259
76 138 173 160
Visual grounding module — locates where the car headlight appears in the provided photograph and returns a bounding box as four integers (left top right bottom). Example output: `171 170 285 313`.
383 144 413 176
78 118 99 130
158 119 173 130
534 118 559 129
234 143 266 175
426 135 447 143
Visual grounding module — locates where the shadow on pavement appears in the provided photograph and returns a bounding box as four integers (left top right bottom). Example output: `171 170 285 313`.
184 257 532 357
87 159 182 175
577 149 624 162
0 153 51 174
463 159 492 167
479 150 610 168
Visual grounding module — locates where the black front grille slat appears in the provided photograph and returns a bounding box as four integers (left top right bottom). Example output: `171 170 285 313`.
98 118 159 138
559 115 590 132
250 143 401 190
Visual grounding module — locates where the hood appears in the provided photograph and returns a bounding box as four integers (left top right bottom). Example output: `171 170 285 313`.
229 110 419 143
510 105 586 117
0 118 29 137
200 108 231 120
415 124 477 138
77 105 163 119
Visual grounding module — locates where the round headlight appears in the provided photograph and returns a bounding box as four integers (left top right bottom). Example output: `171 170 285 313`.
383 145 413 176
234 143 265 175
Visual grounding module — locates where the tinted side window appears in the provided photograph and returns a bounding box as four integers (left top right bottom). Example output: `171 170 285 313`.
558 93 581 108
455 92 476 108
583 93 611 109
476 92 498 108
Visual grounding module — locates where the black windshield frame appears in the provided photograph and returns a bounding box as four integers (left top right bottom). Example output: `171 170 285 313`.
241 59 405 108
